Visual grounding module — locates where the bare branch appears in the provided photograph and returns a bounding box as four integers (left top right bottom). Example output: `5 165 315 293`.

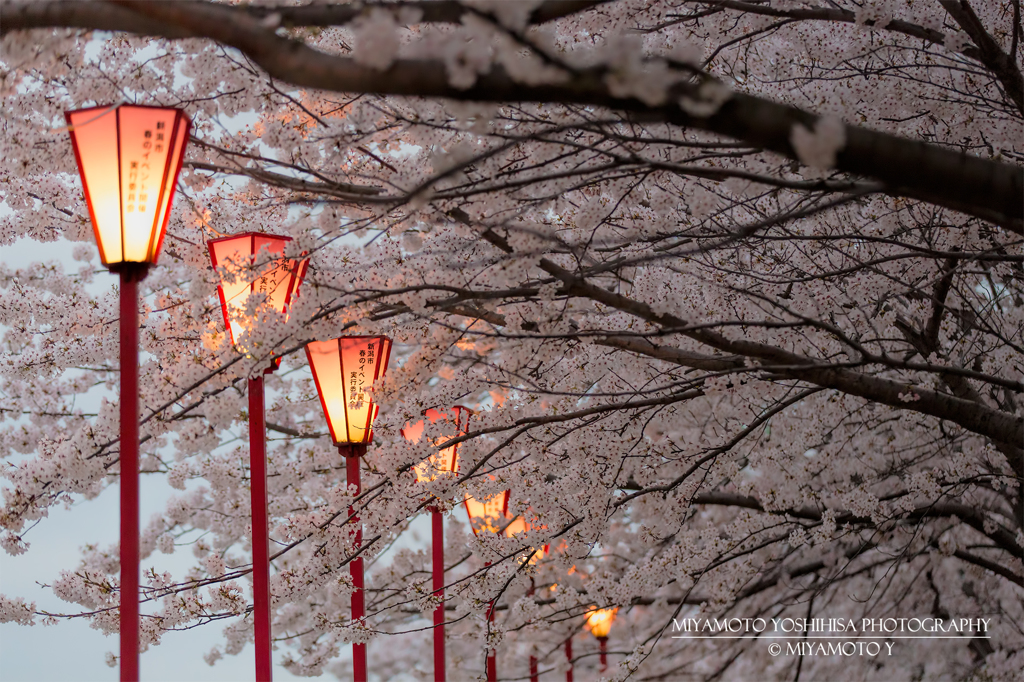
1 0 1019 230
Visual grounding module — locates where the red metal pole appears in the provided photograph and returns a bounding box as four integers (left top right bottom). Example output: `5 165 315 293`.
345 445 368 682
528 579 537 682
249 375 273 682
486 598 496 682
119 266 143 682
432 508 445 682
599 637 607 673
565 638 573 682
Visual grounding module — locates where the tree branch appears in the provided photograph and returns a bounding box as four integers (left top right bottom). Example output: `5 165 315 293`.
1 0 1019 231
0 0 606 33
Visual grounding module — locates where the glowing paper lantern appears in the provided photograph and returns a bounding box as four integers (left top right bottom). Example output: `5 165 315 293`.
208 232 308 350
585 607 618 639
306 336 393 444
306 335 392 682
465 486 511 682
65 104 191 267
206 231 307 682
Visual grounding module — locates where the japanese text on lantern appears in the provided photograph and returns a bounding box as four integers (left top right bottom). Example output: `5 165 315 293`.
125 121 165 215
349 342 374 409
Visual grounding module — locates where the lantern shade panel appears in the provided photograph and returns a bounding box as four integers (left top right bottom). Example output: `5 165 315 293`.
464 489 510 536
403 406 472 483
306 336 392 444
65 104 191 267
208 232 308 347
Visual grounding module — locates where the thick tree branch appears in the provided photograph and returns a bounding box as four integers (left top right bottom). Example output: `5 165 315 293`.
0 0 604 34
545 255 1024 453
1 0 1019 231
595 334 744 372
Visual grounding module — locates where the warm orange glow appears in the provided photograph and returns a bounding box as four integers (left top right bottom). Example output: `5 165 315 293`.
464 491 510 535
402 406 472 483
208 233 307 348
585 607 618 639
65 104 191 267
306 336 392 444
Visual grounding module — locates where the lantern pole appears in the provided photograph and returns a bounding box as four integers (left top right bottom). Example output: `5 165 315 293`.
486 590 496 682
249 372 273 682
528 578 538 682
342 443 369 682
598 636 608 673
118 263 147 682
431 507 446 682
565 637 573 682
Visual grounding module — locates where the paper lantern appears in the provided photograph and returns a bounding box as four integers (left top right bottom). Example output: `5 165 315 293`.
306 336 392 444
65 104 191 267
208 232 308 348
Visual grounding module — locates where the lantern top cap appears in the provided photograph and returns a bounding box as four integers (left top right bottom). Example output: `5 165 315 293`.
312 334 389 343
65 102 193 112
422 404 475 418
207 231 294 245
64 102 194 130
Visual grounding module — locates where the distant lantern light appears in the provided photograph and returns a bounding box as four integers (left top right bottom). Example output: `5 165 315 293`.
65 104 191 267
503 515 529 538
402 406 473 484
306 336 393 444
585 607 618 639
208 232 308 356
